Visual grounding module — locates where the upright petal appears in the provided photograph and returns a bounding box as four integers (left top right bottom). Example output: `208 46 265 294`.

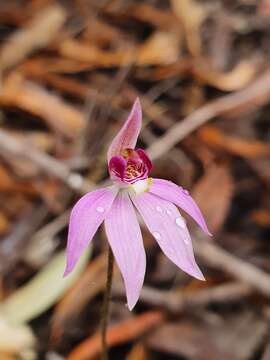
107 98 142 162
105 191 146 310
149 178 211 236
130 192 204 280
64 188 117 276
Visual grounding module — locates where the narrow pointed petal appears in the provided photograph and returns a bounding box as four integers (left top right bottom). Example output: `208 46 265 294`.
131 192 204 280
149 178 211 236
64 188 117 276
107 98 142 162
105 191 146 310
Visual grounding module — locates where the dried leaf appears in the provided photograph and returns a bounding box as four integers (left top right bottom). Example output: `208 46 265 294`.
83 18 124 46
171 0 206 56
0 165 37 194
0 212 9 235
192 165 234 233
51 253 107 339
106 3 178 30
0 248 91 325
250 209 270 227
147 312 268 360
0 5 66 71
59 39 129 66
125 343 148 360
193 61 257 91
21 57 96 75
248 157 270 183
59 31 179 67
137 31 180 65
6 130 55 152
67 311 164 360
147 322 231 359
198 125 270 159
0 318 35 356
0 73 86 138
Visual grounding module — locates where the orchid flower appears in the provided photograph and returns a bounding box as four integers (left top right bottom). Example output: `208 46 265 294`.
64 98 211 310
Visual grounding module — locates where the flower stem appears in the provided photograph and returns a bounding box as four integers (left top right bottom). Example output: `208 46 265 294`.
101 246 114 360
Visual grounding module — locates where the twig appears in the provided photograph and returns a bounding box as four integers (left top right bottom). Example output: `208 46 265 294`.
194 236 270 298
113 281 252 313
100 247 114 360
147 68 270 160
0 203 48 273
0 129 95 194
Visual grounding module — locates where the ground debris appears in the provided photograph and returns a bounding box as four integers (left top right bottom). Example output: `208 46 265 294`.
0 0 269 359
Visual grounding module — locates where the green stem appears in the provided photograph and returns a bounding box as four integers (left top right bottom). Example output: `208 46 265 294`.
101 246 114 360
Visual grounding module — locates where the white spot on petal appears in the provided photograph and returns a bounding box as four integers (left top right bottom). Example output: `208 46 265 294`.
96 206 105 213
153 231 161 240
156 206 162 213
175 217 186 228
183 237 189 244
166 210 172 216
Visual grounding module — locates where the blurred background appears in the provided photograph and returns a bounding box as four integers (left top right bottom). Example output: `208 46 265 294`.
0 0 270 359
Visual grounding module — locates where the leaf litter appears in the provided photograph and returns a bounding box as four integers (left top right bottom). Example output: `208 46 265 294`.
0 0 269 359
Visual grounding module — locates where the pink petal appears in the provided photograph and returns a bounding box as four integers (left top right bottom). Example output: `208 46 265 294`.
64 188 117 276
109 156 127 181
136 148 153 172
150 178 211 236
105 191 146 310
130 192 204 280
107 98 142 162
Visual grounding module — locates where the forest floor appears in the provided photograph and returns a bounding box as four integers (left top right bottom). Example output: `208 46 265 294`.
0 0 270 359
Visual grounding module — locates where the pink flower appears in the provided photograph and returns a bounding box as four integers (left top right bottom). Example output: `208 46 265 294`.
64 98 211 310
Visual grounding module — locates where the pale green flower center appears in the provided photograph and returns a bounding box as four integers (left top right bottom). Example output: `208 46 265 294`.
129 178 153 195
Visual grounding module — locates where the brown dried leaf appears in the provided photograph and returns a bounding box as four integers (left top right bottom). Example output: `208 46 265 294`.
125 343 148 360
51 254 107 340
248 157 270 183
147 312 268 360
193 61 257 91
149 58 192 80
67 311 164 360
59 31 180 67
250 209 270 227
0 73 85 138
6 131 55 152
137 31 180 66
192 165 234 233
106 3 178 30
0 165 37 195
0 212 9 235
171 0 207 56
83 18 124 46
0 5 66 71
147 322 232 360
198 125 270 159
59 39 133 66
20 56 96 75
